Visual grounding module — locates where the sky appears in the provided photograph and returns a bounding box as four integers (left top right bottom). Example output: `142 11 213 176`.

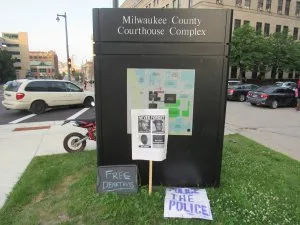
0 0 126 66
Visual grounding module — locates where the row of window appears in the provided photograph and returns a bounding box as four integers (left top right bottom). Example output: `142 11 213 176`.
7 51 20 55
30 68 55 73
6 43 19 47
234 19 299 39
2 33 18 39
231 67 300 79
29 56 50 59
146 0 181 8
233 0 299 16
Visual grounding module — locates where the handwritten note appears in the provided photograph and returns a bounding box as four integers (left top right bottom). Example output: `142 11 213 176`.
97 165 138 194
164 188 213 220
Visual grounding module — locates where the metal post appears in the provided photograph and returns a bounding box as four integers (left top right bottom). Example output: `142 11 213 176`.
113 0 118 8
57 12 71 81
64 12 71 81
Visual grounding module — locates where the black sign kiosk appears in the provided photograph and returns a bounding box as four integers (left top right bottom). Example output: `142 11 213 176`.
93 9 232 188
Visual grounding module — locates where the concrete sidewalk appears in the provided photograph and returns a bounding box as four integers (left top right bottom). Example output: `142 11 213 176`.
0 121 96 208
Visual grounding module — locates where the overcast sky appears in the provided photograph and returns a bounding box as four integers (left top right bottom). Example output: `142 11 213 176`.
0 0 126 66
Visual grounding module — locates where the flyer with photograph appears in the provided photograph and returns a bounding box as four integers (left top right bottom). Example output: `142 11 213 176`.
131 109 169 161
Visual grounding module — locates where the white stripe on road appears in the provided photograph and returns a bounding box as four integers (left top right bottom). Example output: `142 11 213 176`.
66 108 90 120
9 114 37 124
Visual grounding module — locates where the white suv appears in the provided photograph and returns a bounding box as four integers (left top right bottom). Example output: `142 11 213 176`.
2 79 94 114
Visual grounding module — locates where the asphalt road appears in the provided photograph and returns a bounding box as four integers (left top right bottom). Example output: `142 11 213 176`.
226 100 300 160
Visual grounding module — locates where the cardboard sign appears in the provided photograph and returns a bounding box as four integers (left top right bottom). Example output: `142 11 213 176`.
97 165 138 194
164 188 213 220
131 109 169 161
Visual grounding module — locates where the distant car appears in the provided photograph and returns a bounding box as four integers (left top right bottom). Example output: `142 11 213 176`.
274 82 297 90
2 79 94 114
228 80 242 88
247 86 296 109
227 84 259 102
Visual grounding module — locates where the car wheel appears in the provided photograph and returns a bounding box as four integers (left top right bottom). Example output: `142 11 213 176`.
250 103 256 106
271 100 278 109
239 94 246 102
83 97 94 108
30 100 46 114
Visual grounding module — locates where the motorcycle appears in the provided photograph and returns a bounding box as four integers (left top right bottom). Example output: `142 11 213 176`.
62 102 96 153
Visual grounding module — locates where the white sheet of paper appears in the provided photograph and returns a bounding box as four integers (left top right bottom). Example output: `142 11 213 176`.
131 109 169 161
164 187 213 220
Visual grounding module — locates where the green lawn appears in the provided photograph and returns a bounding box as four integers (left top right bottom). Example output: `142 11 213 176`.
0 134 299 225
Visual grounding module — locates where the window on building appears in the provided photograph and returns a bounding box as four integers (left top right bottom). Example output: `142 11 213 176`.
285 0 290 15
296 2 300 16
6 43 19 47
277 0 283 14
7 51 20 55
15 58 21 62
15 66 21 70
236 0 242 7
3 33 18 39
173 0 177 7
294 28 299 40
231 67 238 79
276 25 281 32
266 0 272 12
39 68 46 73
295 71 300 78
283 26 288 33
245 0 251 8
234 19 241 30
31 68 37 73
288 70 294 78
264 23 270 36
257 0 263 10
244 20 250 25
256 22 262 33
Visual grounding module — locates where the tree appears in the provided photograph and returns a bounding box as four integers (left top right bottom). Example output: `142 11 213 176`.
268 31 295 79
230 24 265 79
0 50 16 83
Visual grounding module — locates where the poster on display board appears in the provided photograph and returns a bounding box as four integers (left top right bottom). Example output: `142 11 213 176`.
131 109 169 161
127 68 195 136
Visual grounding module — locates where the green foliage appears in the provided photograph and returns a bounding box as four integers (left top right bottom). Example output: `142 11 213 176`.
0 135 299 225
230 25 300 78
0 50 16 83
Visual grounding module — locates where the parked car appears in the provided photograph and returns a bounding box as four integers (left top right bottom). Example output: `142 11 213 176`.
227 84 259 102
247 86 296 109
228 80 242 88
274 81 297 90
2 79 94 114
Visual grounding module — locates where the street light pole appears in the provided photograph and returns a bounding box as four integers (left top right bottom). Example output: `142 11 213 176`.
56 12 71 81
113 0 118 8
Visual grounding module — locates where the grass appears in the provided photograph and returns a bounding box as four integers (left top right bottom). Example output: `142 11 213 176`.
0 134 299 225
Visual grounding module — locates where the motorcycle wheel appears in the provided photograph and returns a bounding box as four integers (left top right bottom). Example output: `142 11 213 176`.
63 132 87 153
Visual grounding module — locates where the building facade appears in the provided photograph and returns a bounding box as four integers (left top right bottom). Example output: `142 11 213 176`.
81 60 94 81
121 0 300 79
1 32 30 79
29 51 59 77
